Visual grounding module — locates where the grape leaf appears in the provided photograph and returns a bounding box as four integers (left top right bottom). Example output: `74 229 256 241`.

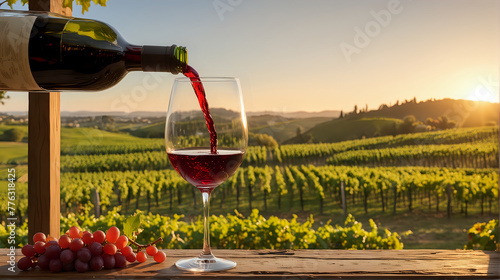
123 214 141 239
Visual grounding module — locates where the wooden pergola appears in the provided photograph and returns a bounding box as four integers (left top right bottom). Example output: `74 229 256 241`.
16 0 500 278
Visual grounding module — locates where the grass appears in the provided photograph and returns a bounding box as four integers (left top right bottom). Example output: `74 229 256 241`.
0 142 27 164
0 125 148 163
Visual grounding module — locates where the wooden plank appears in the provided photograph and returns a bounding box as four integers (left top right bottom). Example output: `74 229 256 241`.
1 249 499 279
27 0 71 242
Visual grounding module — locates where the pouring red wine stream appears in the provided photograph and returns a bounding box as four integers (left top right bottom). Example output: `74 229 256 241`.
183 65 218 154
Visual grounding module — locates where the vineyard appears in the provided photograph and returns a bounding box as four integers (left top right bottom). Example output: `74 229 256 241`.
2 126 499 249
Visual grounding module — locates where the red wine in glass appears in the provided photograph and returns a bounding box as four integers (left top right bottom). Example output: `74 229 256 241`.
183 65 218 154
167 148 245 193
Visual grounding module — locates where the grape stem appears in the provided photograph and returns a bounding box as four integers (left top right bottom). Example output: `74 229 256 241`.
125 236 163 251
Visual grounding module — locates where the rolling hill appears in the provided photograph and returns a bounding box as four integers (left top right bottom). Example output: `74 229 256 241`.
284 99 498 144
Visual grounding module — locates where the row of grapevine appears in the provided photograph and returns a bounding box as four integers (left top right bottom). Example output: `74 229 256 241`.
326 142 499 168
61 140 499 172
57 165 498 218
1 209 409 250
60 127 498 156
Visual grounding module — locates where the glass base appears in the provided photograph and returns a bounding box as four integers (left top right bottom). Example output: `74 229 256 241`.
175 254 236 272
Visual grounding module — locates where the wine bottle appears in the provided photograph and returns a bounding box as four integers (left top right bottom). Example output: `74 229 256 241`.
0 9 187 91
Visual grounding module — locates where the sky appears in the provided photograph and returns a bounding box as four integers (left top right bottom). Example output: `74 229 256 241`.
2 0 499 113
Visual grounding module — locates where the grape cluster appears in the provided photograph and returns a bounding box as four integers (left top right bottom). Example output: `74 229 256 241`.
18 226 166 272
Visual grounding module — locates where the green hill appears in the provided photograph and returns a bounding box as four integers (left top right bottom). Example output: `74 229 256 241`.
284 99 498 144
353 98 498 126
284 117 402 144
128 115 332 144
0 126 146 164
248 115 332 143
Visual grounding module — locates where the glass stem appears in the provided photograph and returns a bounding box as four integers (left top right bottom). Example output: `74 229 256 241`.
201 191 213 257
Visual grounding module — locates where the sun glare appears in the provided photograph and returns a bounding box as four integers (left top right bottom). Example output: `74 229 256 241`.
465 79 499 103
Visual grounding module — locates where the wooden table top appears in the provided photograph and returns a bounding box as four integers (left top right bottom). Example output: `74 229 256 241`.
1 249 499 279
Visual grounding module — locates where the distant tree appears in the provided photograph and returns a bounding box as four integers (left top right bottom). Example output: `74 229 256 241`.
398 115 417 134
3 128 25 142
101 115 115 130
0 91 8 105
437 116 456 129
437 116 447 130
378 104 389 110
425 117 438 128
249 133 278 148
339 110 344 118
296 127 302 137
353 105 358 115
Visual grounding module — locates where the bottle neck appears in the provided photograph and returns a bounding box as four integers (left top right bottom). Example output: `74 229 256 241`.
141 45 187 74
124 44 188 74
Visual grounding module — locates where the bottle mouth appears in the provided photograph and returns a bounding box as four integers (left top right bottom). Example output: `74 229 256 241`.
174 46 188 73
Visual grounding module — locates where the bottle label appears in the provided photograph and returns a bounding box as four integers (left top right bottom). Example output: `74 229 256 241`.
0 14 42 91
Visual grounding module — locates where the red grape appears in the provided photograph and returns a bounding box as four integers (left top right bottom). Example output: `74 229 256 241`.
45 244 62 259
154 251 166 263
125 252 136 263
34 241 46 254
17 257 33 271
69 238 84 251
21 244 36 258
37 254 50 270
89 255 104 271
120 245 133 257
89 241 103 256
74 259 89 273
146 245 158 256
58 235 71 249
44 240 59 248
106 226 120 244
103 243 117 255
62 262 74 272
49 259 62 272
82 232 94 245
137 251 147 263
115 235 128 250
114 252 127 268
68 226 80 239
46 236 57 243
102 253 115 269
60 249 75 264
77 247 92 262
93 230 105 243
33 232 46 243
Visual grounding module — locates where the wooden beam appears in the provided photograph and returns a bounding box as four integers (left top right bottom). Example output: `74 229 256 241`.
29 0 72 16
27 0 71 242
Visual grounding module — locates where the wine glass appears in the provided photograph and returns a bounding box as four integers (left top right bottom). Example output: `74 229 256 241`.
165 77 247 272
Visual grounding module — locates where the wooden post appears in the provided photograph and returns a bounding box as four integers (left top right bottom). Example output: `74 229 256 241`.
446 184 452 219
28 0 71 242
340 181 347 218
